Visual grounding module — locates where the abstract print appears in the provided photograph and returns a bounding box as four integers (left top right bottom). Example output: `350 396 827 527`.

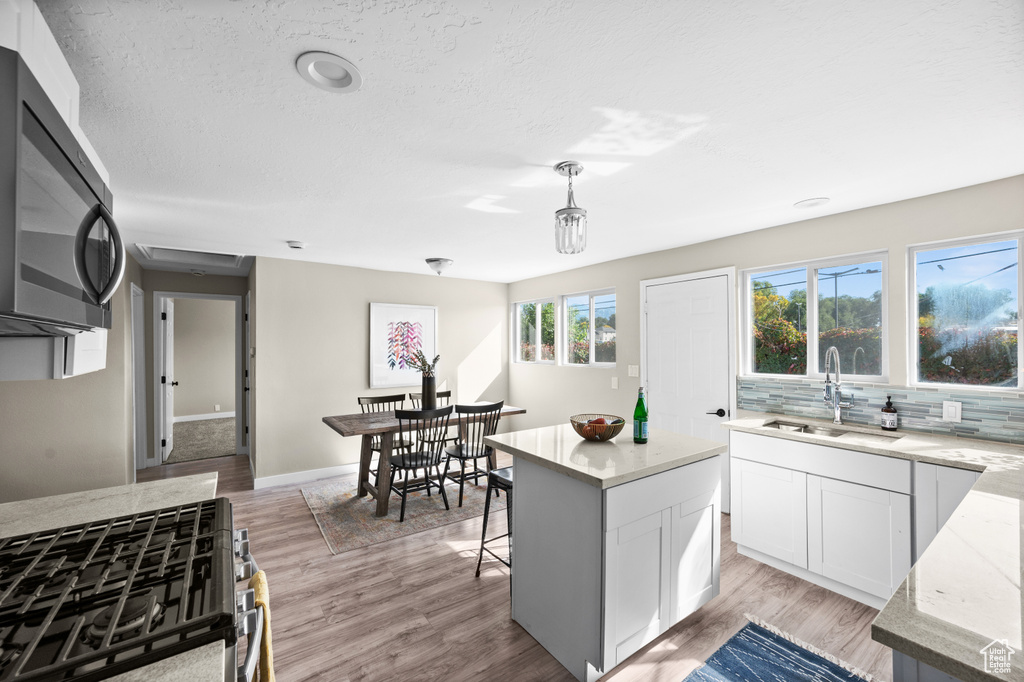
386 321 423 370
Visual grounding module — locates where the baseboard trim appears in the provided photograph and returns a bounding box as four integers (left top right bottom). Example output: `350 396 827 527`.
737 545 887 610
174 412 235 423
253 462 359 490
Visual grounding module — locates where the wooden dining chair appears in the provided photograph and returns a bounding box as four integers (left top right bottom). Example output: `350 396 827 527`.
442 401 504 507
357 394 411 484
389 406 454 522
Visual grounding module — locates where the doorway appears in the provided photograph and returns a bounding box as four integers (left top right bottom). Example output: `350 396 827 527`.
641 268 736 511
152 291 247 467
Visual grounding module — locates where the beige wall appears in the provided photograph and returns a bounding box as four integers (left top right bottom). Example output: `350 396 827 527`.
247 261 257 473
508 175 1024 431
172 298 235 417
0 254 144 502
142 271 248 460
251 256 509 480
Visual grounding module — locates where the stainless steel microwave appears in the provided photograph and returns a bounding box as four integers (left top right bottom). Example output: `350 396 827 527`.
0 46 124 337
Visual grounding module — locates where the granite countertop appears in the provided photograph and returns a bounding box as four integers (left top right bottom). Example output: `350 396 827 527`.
723 412 1023 681
0 473 219 539
0 473 225 682
485 423 726 489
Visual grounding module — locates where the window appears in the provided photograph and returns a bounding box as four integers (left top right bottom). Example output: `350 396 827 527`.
747 254 885 378
564 290 615 365
912 236 1021 387
515 299 555 363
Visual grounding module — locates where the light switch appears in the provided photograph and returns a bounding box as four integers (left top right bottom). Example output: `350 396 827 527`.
611 376 618 390
627 365 639 377
942 400 962 423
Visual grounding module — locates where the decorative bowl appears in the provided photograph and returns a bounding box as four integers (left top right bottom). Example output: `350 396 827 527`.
570 414 626 442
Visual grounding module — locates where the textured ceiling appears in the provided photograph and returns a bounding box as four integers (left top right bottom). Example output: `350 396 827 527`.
37 0 1024 283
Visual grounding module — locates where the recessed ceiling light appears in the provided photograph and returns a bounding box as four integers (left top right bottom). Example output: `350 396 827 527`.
286 240 307 249
794 197 830 209
296 52 362 93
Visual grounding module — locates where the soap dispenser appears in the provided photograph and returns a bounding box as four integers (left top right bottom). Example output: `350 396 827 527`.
881 396 898 431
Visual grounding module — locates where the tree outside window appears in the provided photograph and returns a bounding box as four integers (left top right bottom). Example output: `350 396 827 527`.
517 300 554 362
752 268 807 374
915 239 1019 386
565 291 615 365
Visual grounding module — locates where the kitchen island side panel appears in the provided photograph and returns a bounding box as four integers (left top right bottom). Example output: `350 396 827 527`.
512 457 604 682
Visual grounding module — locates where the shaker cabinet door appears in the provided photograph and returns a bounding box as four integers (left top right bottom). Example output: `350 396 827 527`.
604 508 672 667
807 475 911 600
731 458 808 568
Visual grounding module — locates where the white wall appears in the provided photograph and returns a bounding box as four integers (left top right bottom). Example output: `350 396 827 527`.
251 257 509 481
172 297 235 417
508 175 1024 430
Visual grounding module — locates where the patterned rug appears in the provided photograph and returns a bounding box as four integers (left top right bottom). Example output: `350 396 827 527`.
166 417 236 464
301 476 506 555
683 616 875 681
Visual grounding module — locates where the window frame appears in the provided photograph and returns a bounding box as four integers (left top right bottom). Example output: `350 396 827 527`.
562 288 616 368
513 297 557 365
907 232 1023 390
742 251 888 381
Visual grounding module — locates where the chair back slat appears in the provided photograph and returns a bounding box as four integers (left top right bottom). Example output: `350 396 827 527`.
455 401 504 456
408 390 452 409
396 406 453 463
358 394 406 450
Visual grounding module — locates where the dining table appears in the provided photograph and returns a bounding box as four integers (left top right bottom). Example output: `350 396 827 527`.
322 404 527 516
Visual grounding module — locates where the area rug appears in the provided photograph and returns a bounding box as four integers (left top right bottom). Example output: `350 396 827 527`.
683 615 875 682
165 417 236 464
301 476 506 555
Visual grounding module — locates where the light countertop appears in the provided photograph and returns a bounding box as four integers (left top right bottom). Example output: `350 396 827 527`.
485 423 726 489
0 473 219 539
0 473 225 682
723 412 1023 681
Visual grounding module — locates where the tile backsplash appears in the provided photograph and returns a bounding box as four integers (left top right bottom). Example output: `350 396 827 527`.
737 377 1024 444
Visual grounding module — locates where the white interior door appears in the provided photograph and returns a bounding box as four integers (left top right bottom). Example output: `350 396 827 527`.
161 298 175 461
643 272 734 510
131 284 147 472
245 291 252 456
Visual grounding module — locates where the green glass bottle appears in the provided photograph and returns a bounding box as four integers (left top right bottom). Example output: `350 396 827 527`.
633 386 649 444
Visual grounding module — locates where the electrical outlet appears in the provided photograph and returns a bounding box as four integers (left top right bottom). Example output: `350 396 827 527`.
215 404 221 412
611 376 618 390
942 400 962 423
628 365 639 377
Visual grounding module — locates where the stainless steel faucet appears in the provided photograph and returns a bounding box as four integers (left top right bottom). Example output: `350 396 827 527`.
823 346 852 424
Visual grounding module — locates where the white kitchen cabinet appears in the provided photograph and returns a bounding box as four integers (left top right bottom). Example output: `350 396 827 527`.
914 462 980 561
730 430 913 608
603 462 720 666
509 444 721 682
730 457 807 568
0 329 107 380
807 475 911 600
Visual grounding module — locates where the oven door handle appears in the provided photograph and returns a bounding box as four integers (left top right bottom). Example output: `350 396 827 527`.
238 603 264 682
74 203 126 306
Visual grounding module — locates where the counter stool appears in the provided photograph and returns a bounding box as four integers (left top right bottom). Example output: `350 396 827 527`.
475 466 512 577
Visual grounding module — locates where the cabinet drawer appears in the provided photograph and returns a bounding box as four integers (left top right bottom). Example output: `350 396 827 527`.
731 431 910 494
605 455 720 532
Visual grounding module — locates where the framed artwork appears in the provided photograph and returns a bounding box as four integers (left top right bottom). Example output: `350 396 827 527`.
369 302 438 388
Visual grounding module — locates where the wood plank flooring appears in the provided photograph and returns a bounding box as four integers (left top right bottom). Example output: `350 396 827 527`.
138 455 893 681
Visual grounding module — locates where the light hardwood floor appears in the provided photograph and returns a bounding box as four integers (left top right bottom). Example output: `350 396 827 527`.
138 455 893 681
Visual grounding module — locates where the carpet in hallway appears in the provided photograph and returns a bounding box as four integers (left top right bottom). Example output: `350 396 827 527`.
166 417 236 463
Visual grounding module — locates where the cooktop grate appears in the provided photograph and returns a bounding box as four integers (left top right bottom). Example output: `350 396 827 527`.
0 498 236 681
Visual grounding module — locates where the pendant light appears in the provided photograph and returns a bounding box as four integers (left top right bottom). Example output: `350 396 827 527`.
553 161 586 255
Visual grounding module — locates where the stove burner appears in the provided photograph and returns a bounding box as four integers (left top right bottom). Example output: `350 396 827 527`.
125 533 180 567
82 596 164 647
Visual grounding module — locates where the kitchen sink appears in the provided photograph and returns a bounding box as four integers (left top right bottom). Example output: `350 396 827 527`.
763 420 903 442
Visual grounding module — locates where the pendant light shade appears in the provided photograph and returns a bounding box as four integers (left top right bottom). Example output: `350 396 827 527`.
554 161 586 255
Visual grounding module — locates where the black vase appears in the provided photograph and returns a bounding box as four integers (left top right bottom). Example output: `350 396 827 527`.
421 375 437 410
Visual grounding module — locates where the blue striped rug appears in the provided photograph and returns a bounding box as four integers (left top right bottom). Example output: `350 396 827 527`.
684 621 872 681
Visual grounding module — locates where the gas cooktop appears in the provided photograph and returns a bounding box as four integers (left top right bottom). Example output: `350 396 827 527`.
0 498 236 681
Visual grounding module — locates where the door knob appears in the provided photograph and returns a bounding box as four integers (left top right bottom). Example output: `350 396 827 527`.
171 381 179 386
706 409 726 417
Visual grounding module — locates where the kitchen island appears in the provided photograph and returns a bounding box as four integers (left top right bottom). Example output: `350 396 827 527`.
0 474 227 682
485 424 726 682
